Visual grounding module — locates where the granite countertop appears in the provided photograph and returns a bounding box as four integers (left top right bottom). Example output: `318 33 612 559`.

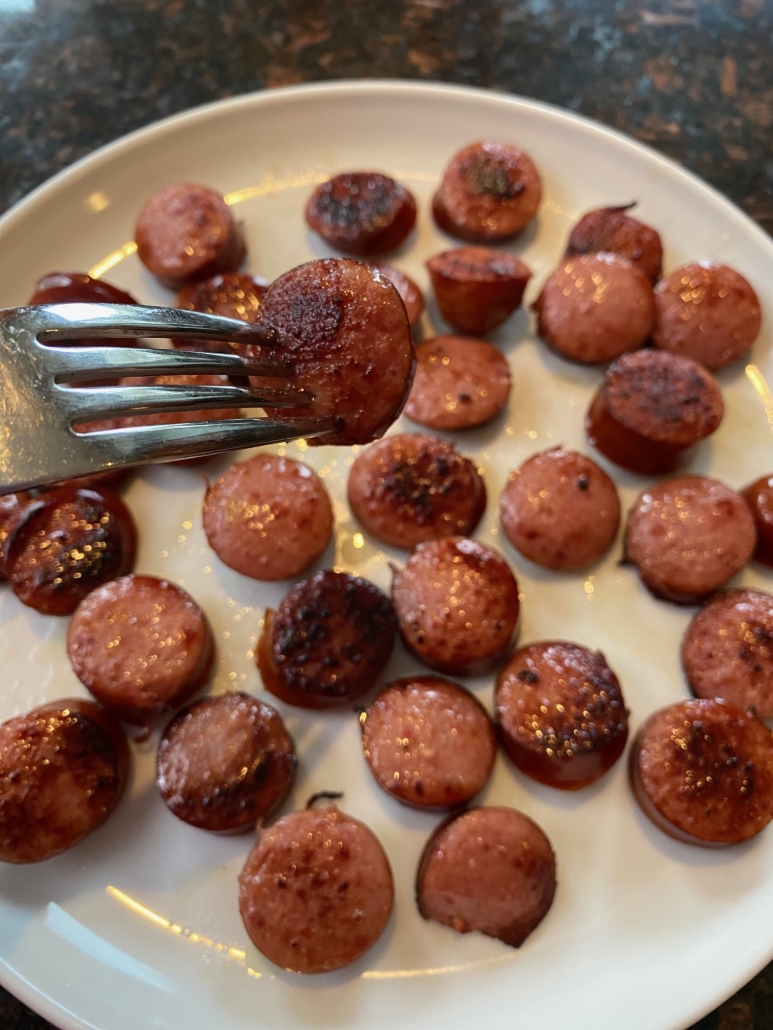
0 1 772 1028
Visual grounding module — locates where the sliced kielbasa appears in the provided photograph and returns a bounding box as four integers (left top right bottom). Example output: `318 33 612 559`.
534 253 655 364
743 474 773 567
157 692 296 832
500 448 620 572
682 589 773 718
392 537 519 675
135 183 246 290
257 570 397 709
0 698 129 863
239 804 394 973
585 350 724 475
370 264 425 329
203 454 333 582
565 205 663 284
630 698 773 846
0 492 34 581
173 272 269 352
416 806 556 946
29 271 138 351
624 475 756 604
361 676 496 809
432 141 542 243
347 433 486 550
496 641 628 790
404 335 511 430
653 262 761 370
67 574 213 723
427 247 531 336
305 172 417 256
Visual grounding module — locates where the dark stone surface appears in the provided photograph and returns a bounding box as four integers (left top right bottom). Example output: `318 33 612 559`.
0 1 772 1028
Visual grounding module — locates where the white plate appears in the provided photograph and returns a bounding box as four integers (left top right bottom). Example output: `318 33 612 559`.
0 80 772 1030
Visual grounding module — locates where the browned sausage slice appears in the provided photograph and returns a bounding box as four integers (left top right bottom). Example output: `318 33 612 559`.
585 350 724 475
500 448 620 572
257 570 397 709
534 253 655 364
135 183 246 290
0 492 34 581
743 474 773 567
239 805 394 972
416 806 556 946
682 589 773 718
496 641 628 789
404 335 511 430
251 258 415 446
173 272 269 352
0 699 129 863
565 205 663 284
347 433 486 550
29 272 139 351
369 264 425 329
157 692 296 832
392 537 519 675
203 454 333 582
427 247 531 336
67 574 213 723
305 172 417 256
653 262 762 370
6 487 137 616
361 676 496 808
630 698 773 846
432 141 542 242
624 475 756 604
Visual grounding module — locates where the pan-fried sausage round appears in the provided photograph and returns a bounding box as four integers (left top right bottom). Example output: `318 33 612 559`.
500 448 620 572
361 676 496 809
203 454 333 582
630 698 773 846
173 272 269 352
370 264 425 329
624 475 756 604
67 574 213 723
682 589 773 718
416 806 556 946
157 692 296 832
305 172 417 256
392 537 519 675
565 205 663 284
0 699 129 863
534 253 655 364
585 350 724 475
257 570 397 709
743 474 773 567
427 247 531 336
0 492 33 581
239 805 394 973
653 262 761 370
404 335 511 430
432 141 542 242
29 271 138 351
347 433 486 550
496 641 628 790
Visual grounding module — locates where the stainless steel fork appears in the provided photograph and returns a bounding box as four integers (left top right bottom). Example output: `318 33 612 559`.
0 302 338 494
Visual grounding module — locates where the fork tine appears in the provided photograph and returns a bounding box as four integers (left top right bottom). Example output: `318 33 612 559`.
62 383 310 422
43 344 291 381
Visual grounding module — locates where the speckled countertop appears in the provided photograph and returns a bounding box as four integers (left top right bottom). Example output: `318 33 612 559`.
1 1 773 1028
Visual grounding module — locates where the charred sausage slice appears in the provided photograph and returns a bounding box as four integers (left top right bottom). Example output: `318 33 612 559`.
427 247 531 336
369 264 425 329
743 474 773 567
305 172 417 256
565 205 663 284
174 272 269 352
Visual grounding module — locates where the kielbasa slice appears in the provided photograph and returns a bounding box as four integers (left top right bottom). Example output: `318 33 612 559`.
432 141 542 243
427 247 531 336
0 492 34 581
585 350 724 475
239 805 393 973
565 205 663 284
305 172 417 256
257 570 397 709
496 641 629 790
624 475 756 604
653 262 762 370
29 271 138 351
392 537 519 675
135 183 246 290
500 448 620 572
67 574 213 723
682 589 773 718
203 454 333 581
404 335 511 430
361 676 496 809
534 253 655 364
157 692 296 832
251 258 415 446
6 486 137 615
347 433 486 550
630 698 773 846
743 474 773 567
0 698 129 863
370 264 425 329
416 806 556 946
173 272 269 352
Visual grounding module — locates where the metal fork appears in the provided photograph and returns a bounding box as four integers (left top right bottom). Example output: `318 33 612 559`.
0 302 338 494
